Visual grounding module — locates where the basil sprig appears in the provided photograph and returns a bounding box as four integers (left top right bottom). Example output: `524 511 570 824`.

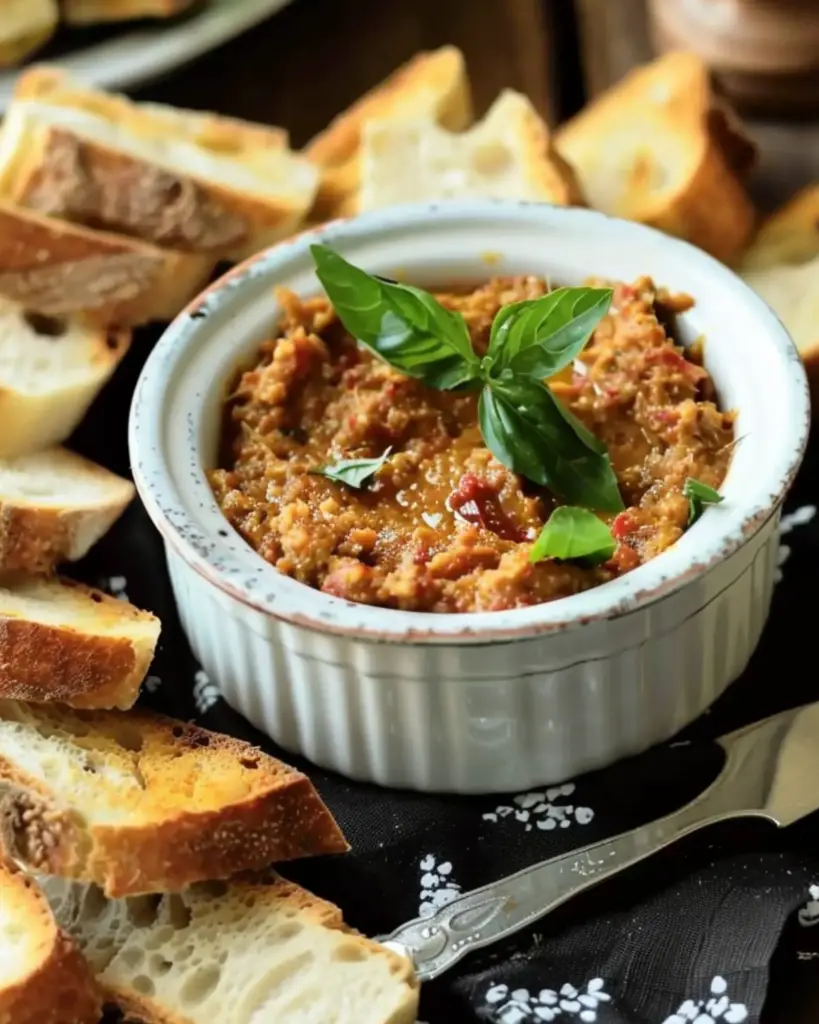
530 506 616 565
310 244 622 511
313 447 392 489
683 477 723 525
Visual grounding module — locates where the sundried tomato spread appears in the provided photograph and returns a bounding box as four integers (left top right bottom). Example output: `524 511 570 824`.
209 277 734 613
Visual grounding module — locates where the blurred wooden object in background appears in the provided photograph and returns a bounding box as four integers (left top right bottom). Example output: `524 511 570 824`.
648 0 819 117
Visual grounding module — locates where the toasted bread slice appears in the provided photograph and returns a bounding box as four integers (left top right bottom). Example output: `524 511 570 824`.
0 71 319 259
740 255 819 396
0 200 211 325
357 88 583 213
0 296 130 458
739 184 819 270
0 576 160 709
62 0 196 22
0 860 101 1024
16 66 290 153
0 0 57 68
556 50 757 262
305 46 473 222
0 447 135 573
0 701 349 895
44 873 418 1024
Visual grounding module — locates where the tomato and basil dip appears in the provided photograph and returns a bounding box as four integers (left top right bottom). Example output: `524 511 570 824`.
209 247 733 613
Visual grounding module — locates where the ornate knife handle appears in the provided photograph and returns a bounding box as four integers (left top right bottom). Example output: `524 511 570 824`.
381 781 745 983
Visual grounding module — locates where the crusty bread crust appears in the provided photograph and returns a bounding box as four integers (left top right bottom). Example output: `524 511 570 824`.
62 0 196 23
0 577 159 709
0 200 212 326
0 704 349 896
0 860 101 1024
0 449 135 573
15 67 289 155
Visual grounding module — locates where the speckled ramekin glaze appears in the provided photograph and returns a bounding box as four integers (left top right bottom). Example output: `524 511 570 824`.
129 201 810 793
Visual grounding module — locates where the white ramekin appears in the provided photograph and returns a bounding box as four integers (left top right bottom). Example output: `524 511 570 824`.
129 200 809 794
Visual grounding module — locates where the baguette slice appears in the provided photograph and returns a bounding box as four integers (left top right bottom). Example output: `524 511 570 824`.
0 0 57 68
0 295 130 458
0 701 349 895
739 184 819 270
62 0 197 23
737 185 819 395
358 88 583 213
44 874 418 1024
556 50 757 262
0 860 101 1024
0 70 319 259
0 576 160 709
16 66 290 153
305 46 473 222
740 255 819 396
0 447 135 573
0 199 212 325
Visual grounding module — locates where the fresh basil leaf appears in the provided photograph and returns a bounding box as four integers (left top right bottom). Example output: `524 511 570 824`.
530 506 616 565
683 477 723 525
313 447 392 489
488 287 613 380
479 380 624 512
311 244 480 390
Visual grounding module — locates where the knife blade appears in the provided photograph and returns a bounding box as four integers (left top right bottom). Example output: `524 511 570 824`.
380 701 819 982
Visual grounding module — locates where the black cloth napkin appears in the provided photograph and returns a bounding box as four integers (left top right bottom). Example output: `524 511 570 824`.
71 335 819 1024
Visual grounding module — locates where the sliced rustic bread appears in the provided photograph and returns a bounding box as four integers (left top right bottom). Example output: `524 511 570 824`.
15 66 290 152
0 701 349 895
0 296 130 458
357 88 583 213
62 0 196 22
305 45 473 221
0 70 319 260
0 860 101 1024
737 184 819 394
740 255 819 396
43 873 418 1024
0 200 212 326
556 50 757 262
0 447 135 573
0 576 160 709
739 184 819 270
0 0 57 68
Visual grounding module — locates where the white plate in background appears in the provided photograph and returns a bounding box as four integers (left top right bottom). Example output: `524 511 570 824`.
0 0 295 110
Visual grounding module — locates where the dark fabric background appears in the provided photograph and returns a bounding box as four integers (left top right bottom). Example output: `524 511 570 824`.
72 329 819 1024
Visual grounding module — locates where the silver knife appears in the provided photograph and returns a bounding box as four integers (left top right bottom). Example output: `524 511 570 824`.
380 701 819 983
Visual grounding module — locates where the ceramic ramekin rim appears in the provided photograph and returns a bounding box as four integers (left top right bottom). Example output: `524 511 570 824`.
128 199 810 645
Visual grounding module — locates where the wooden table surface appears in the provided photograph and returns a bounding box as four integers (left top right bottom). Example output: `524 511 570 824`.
132 1 819 1020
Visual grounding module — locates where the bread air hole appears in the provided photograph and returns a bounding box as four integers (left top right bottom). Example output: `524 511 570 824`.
149 954 174 976
179 964 221 1005
79 886 108 923
167 894 192 931
274 921 303 941
110 724 145 753
472 142 512 176
125 894 162 928
132 974 155 998
22 311 67 338
121 947 145 970
332 942 367 963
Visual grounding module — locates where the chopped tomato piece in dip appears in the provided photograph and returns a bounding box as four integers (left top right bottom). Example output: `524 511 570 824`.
209 276 735 613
